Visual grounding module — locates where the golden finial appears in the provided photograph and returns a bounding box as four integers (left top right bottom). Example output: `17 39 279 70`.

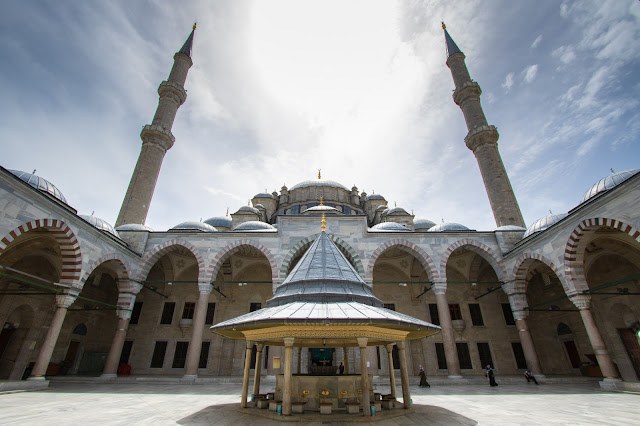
372 190 375 194
320 196 324 206
412 209 414 216
321 212 326 232
193 22 197 31
226 207 229 217
394 201 397 207
442 22 446 30
248 200 251 206
318 169 321 179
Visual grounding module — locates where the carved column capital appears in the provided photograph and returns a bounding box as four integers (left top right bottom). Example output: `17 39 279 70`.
56 289 79 308
357 337 368 348
512 310 529 321
570 294 591 310
198 282 213 294
396 341 406 350
432 279 447 295
283 338 295 347
245 340 253 349
385 343 395 353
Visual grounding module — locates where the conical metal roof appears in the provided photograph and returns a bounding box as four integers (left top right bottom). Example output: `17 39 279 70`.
444 28 462 57
267 232 382 307
178 27 195 57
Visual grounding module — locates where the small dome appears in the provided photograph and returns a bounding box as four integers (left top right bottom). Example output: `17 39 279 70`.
236 205 260 214
289 179 349 191
253 192 275 199
366 194 386 201
9 170 68 204
523 213 567 238
116 223 154 232
254 203 266 209
427 222 470 232
204 216 232 228
387 207 409 215
414 218 437 230
171 221 218 232
233 221 277 231
581 169 639 203
375 204 389 212
80 215 119 237
304 205 339 214
370 222 409 231
495 225 526 231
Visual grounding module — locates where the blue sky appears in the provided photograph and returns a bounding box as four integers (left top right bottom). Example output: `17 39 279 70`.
1 1 639 232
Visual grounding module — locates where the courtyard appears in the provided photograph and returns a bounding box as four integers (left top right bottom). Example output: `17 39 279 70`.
0 380 638 425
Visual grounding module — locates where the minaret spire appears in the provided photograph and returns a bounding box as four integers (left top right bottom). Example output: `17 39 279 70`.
443 24 525 228
116 26 196 226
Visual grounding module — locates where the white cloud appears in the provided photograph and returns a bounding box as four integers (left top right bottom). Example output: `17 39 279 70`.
552 45 577 64
523 64 538 83
531 35 543 49
502 72 515 91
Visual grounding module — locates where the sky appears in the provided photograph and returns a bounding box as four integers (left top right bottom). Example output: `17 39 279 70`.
1 0 639 232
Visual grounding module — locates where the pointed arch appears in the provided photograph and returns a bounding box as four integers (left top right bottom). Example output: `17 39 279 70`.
79 253 131 287
366 239 438 282
279 233 365 279
206 239 278 283
0 218 82 286
136 239 206 282
511 252 569 292
439 239 506 281
564 217 640 290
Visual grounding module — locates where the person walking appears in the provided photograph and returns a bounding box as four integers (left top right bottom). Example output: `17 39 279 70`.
338 361 345 375
524 370 538 384
486 365 498 387
418 365 430 388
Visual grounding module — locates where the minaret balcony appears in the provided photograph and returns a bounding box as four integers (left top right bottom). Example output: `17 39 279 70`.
452 81 482 106
140 124 175 151
464 125 499 152
158 80 187 105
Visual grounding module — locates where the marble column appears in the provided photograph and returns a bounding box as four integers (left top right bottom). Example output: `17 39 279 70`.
571 295 620 379
385 343 397 399
397 341 412 409
184 282 212 378
283 338 295 415
102 281 142 378
29 291 78 379
513 311 544 376
241 340 253 408
253 343 264 396
343 346 349 374
433 281 461 377
358 337 371 416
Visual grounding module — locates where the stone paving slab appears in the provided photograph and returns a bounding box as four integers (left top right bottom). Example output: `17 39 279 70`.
0 382 638 425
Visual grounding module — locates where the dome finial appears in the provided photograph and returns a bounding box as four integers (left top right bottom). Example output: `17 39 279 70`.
394 201 397 207
193 22 197 31
442 21 446 30
610 168 615 174
320 196 324 206
318 169 321 179
321 211 326 232
226 207 229 217
248 199 250 206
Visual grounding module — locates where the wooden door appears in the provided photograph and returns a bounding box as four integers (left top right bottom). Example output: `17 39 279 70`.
618 328 640 379
564 340 581 368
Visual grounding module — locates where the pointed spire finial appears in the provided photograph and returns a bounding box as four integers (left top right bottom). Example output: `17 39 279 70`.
318 169 321 179
320 196 324 206
394 201 397 207
193 22 197 31
248 200 250 206
442 21 446 30
321 212 326 232
610 168 615 174
226 207 229 217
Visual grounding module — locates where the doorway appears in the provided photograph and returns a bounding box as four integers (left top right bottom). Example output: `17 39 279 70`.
618 328 640 379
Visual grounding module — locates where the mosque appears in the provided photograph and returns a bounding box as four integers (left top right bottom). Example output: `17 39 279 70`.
0 22 639 398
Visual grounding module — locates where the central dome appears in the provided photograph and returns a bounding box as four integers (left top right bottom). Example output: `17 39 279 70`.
289 179 349 191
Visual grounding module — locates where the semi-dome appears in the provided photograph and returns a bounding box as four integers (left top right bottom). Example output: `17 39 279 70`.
254 203 266 209
366 194 386 201
303 205 339 214
253 192 275 199
375 204 388 212
233 221 277 231
204 216 232 228
289 179 349 191
581 169 639 203
116 223 154 232
523 213 568 238
79 215 119 237
427 222 470 232
9 170 68 204
370 222 409 231
414 218 437 230
236 205 260 214
171 221 218 232
387 207 409 215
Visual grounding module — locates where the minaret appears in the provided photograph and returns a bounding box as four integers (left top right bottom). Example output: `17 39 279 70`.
116 25 196 226
443 23 525 228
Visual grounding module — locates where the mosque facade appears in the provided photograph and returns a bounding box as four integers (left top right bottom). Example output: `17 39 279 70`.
0 24 639 390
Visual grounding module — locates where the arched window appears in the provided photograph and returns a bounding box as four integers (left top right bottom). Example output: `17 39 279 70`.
72 323 87 336
557 323 572 336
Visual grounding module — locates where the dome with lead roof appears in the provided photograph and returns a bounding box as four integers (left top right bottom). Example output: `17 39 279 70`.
303 205 340 214
116 223 154 232
427 222 470 232
80 215 119 237
204 216 232 228
523 213 567 238
289 179 349 191
371 222 409 231
414 218 437 230
387 207 409 215
233 221 277 231
253 192 275 199
236 205 260 214
366 194 386 201
9 170 68 204
170 221 218 232
581 169 639 203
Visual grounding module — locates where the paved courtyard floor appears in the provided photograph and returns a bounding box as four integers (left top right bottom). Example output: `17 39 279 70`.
0 381 638 425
